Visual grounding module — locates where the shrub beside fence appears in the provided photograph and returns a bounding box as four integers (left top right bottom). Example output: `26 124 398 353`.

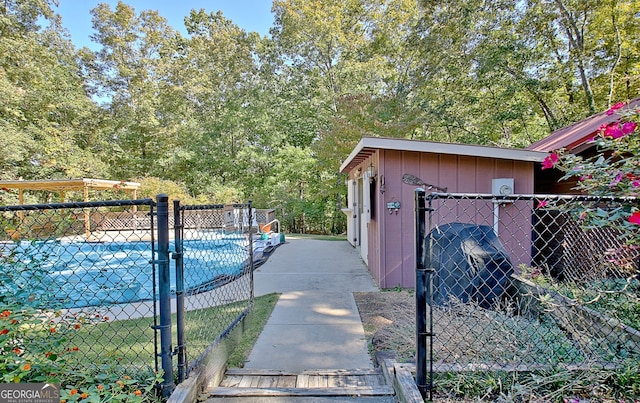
414 191 640 399
0 197 266 398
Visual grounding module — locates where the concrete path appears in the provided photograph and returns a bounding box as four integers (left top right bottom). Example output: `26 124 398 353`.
247 237 379 372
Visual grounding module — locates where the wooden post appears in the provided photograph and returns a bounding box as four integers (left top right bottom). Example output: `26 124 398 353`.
83 185 90 239
18 188 24 221
131 189 138 212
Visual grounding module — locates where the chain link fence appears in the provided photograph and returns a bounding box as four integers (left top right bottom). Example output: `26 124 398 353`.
0 199 160 378
414 191 640 397
1 198 274 396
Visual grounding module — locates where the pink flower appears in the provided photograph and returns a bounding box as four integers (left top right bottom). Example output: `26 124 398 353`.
605 102 625 115
537 200 548 208
629 212 640 225
602 123 625 139
541 153 559 170
621 121 637 134
609 173 623 188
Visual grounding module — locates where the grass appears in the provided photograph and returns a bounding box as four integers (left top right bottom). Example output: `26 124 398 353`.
285 233 347 241
433 360 640 402
70 293 280 370
228 293 279 367
560 278 640 330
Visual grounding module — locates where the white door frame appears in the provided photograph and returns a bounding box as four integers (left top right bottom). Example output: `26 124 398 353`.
358 174 371 264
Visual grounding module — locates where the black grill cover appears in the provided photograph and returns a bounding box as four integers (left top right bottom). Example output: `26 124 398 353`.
423 223 513 308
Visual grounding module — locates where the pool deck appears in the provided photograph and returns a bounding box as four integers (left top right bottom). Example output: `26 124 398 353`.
247 236 380 371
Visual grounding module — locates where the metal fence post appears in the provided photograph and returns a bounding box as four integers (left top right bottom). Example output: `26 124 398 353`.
414 188 428 399
156 194 174 396
248 201 254 304
173 200 187 383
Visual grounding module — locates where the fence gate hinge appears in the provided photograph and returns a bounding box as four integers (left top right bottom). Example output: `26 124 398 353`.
172 343 186 356
151 323 171 331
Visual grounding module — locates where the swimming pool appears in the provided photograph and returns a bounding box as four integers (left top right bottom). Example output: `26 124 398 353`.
1 233 268 308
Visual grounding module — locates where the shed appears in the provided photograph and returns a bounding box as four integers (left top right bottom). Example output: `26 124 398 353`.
339 137 547 288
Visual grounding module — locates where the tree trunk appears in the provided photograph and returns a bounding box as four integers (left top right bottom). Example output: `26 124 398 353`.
554 0 596 113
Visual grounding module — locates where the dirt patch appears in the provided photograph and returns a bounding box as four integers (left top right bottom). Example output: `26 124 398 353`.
353 290 639 402
354 290 416 363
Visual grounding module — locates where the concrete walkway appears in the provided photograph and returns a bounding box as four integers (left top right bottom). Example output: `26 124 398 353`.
247 237 379 372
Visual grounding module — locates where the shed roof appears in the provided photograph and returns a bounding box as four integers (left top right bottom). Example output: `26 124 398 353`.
526 98 640 153
339 137 548 173
0 178 140 191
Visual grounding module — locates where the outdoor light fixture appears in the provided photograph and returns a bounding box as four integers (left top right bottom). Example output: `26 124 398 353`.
366 163 377 183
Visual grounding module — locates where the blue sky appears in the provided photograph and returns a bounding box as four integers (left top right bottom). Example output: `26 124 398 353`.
53 0 274 49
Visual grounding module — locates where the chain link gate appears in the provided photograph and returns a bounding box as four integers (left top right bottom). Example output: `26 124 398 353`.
0 198 164 387
414 190 640 400
171 200 254 383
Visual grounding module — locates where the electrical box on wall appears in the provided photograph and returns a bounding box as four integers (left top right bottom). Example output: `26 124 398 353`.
492 178 514 196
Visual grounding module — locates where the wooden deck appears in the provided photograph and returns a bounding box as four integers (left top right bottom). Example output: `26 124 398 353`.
204 368 396 402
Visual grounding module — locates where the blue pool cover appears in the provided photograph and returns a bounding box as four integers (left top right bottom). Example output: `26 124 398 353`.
1 234 272 308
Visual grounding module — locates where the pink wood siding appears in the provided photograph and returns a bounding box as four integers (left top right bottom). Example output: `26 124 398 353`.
375 150 535 288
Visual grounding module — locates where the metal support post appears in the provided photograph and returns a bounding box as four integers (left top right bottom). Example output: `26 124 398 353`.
414 188 427 399
173 200 187 383
414 188 434 400
156 194 175 397
247 201 255 304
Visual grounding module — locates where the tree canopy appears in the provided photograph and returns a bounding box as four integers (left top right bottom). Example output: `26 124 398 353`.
1 0 638 232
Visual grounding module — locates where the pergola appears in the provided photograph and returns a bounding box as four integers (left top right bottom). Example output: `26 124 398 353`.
0 178 141 238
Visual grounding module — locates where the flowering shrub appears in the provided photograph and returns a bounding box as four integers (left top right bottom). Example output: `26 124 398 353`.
59 364 162 403
0 302 162 402
0 304 74 383
541 101 640 245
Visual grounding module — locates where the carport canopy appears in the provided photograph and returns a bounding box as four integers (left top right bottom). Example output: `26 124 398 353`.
0 178 141 239
0 178 140 205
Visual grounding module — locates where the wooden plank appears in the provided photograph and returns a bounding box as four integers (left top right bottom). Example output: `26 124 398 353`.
219 376 243 388
238 376 255 388
209 386 395 397
393 364 424 403
276 376 297 388
250 376 261 388
225 369 296 376
328 375 349 388
307 375 322 388
378 358 396 388
365 374 384 386
401 361 623 373
257 376 278 388
296 374 310 388
299 369 381 376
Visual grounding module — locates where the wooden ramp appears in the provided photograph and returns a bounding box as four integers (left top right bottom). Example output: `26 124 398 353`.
203 368 397 402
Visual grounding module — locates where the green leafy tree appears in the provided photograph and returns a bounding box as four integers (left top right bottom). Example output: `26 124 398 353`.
88 1 180 179
0 0 107 184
